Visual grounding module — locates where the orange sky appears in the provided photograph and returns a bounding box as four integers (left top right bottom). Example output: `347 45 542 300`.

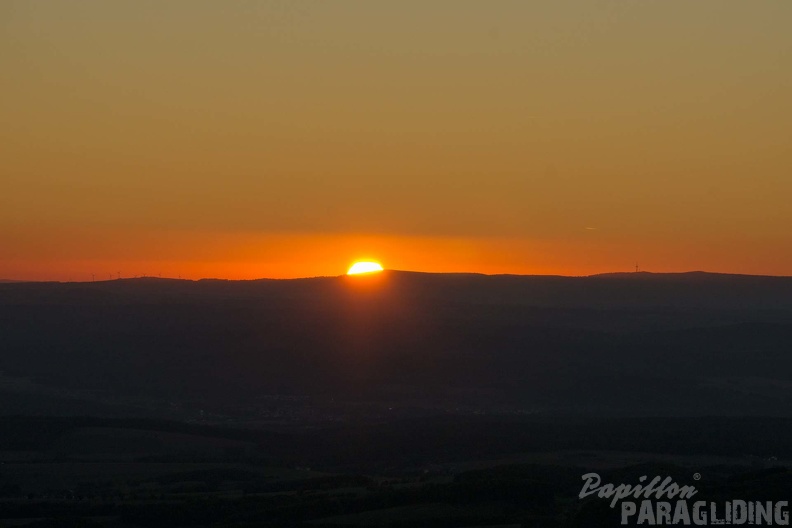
2 1 791 280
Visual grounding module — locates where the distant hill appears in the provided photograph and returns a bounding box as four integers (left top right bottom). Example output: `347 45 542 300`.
0 271 790 417
1 270 792 309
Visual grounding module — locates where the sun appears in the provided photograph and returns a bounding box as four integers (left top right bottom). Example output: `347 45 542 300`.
347 261 384 275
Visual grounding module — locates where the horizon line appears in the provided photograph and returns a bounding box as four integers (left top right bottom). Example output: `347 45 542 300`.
3 269 792 284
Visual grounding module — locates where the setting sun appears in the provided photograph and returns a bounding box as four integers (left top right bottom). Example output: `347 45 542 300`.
347 262 384 275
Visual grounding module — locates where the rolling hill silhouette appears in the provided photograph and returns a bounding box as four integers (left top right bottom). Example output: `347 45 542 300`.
1 271 790 417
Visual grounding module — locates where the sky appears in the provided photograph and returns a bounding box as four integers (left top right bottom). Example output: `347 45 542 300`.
2 1 791 280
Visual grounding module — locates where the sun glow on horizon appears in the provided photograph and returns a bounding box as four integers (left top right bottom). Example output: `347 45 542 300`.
347 261 384 275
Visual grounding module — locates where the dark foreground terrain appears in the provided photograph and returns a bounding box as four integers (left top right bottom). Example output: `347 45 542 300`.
0 271 790 526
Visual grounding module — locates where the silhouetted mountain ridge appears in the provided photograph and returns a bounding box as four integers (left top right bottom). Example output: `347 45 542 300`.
0 271 790 417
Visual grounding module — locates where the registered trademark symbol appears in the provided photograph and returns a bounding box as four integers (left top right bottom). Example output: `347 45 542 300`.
693 473 701 480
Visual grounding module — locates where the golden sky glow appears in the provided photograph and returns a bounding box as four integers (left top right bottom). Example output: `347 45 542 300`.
2 1 791 280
